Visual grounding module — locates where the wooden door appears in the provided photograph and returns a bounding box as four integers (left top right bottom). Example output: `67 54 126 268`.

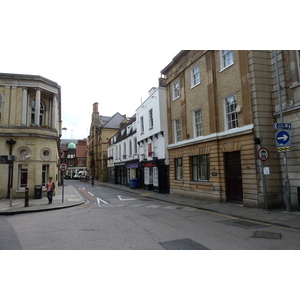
224 151 243 203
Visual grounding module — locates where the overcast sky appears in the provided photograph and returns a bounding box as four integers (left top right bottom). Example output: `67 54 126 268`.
1 0 182 139
1 0 294 140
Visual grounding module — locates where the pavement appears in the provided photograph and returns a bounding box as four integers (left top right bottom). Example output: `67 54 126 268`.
0 184 85 215
1 180 300 231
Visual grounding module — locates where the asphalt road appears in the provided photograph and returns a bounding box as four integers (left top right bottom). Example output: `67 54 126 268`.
1 180 300 250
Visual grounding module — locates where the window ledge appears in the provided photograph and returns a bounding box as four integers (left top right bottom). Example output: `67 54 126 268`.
219 62 234 73
189 181 211 186
173 180 184 183
190 82 201 89
290 82 300 89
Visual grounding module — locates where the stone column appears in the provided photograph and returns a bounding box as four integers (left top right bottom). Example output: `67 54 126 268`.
21 88 28 125
52 94 57 129
35 88 41 125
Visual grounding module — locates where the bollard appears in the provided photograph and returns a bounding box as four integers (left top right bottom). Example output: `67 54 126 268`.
24 186 29 207
298 187 300 212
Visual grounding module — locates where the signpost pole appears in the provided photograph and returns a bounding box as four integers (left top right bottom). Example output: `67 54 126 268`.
62 171 64 203
274 50 291 211
258 145 269 210
58 163 68 203
261 159 268 210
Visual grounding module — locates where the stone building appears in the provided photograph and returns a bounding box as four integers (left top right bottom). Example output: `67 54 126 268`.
87 102 126 181
161 50 300 209
0 73 61 199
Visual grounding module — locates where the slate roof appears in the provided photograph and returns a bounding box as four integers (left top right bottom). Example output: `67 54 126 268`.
100 112 126 129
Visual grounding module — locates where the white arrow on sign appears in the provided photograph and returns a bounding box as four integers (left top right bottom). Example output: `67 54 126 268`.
117 195 137 201
277 134 289 141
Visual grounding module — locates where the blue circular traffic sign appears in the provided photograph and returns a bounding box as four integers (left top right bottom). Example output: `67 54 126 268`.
275 130 291 146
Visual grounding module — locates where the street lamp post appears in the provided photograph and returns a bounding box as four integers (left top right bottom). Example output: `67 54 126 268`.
6 139 16 206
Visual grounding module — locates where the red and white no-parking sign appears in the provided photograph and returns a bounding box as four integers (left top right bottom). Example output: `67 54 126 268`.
258 147 269 162
58 163 68 172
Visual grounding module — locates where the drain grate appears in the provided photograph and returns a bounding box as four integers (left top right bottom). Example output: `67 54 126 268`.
159 238 209 250
217 219 267 229
253 231 282 239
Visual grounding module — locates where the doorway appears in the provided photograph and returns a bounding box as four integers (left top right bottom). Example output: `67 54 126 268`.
224 151 243 204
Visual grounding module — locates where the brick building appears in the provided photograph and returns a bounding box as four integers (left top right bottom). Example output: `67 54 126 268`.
60 139 87 178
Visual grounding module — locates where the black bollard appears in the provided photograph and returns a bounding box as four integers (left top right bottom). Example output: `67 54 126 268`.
24 186 29 207
298 187 300 212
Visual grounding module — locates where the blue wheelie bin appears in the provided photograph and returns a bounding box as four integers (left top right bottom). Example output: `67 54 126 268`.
130 178 138 189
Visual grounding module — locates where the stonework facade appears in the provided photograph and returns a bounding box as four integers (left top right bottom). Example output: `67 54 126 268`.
87 103 126 182
0 73 61 199
161 50 300 209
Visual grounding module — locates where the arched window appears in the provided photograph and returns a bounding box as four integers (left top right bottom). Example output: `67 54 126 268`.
31 100 44 125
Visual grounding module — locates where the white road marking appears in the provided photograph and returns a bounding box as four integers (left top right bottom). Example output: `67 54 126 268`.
97 197 112 207
117 195 137 201
147 205 161 208
163 206 177 209
97 198 108 204
88 192 94 196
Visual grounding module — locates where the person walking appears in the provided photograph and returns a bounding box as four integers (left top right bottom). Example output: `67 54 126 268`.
46 177 55 204
90 175 94 187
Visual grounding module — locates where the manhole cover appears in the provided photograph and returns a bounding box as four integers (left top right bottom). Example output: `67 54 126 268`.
253 231 282 239
159 238 209 250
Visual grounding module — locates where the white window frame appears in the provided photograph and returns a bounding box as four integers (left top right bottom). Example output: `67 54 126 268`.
31 100 45 125
225 94 238 130
129 139 132 156
172 81 180 100
149 108 154 129
134 137 138 154
123 142 126 157
140 116 144 134
220 50 234 70
191 65 200 88
194 109 203 137
144 167 153 185
174 118 181 142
